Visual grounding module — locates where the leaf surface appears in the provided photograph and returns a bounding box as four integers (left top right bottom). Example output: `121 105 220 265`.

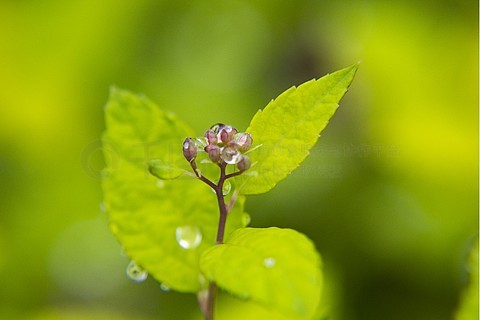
455 238 479 320
200 227 323 319
102 88 246 292
237 64 358 194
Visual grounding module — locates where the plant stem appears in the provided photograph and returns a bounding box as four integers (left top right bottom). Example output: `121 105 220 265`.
193 161 230 320
204 282 217 320
214 163 229 244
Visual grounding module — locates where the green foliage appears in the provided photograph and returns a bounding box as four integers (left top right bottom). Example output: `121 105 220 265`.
200 227 323 319
102 88 247 292
102 65 356 318
236 64 358 195
455 239 479 320
148 159 184 180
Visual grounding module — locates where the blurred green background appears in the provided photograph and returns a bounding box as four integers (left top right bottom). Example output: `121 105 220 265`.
0 0 477 319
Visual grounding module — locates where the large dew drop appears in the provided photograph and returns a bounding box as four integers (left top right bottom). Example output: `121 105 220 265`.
126 261 148 282
263 257 276 268
176 225 202 249
242 213 251 226
222 180 232 196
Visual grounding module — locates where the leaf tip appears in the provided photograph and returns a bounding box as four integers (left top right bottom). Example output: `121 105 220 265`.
108 85 123 98
105 86 127 109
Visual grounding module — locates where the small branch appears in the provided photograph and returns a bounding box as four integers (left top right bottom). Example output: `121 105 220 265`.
189 160 216 189
224 170 243 180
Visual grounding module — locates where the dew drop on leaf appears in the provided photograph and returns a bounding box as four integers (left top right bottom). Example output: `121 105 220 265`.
222 180 232 196
176 226 202 249
263 257 276 268
156 180 165 188
242 213 251 226
160 283 171 292
126 260 148 282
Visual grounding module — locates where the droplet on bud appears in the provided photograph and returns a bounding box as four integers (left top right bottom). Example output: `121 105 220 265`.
221 146 242 164
210 123 225 134
183 138 198 162
126 261 148 282
176 225 202 249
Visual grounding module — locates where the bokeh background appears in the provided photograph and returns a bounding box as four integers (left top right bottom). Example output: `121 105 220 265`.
0 0 477 319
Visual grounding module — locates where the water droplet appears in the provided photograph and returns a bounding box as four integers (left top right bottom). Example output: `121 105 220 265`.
156 180 165 188
160 283 171 292
221 147 242 164
126 261 148 282
195 137 208 149
99 202 106 213
176 226 202 249
242 213 251 226
222 180 232 196
263 257 276 268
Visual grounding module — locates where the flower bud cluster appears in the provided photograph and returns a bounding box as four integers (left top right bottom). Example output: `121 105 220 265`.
205 124 252 171
183 124 252 172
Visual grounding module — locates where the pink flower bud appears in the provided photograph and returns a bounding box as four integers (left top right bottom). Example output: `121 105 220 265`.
237 155 251 172
219 125 237 145
234 133 253 152
205 144 221 163
183 138 197 162
204 129 217 144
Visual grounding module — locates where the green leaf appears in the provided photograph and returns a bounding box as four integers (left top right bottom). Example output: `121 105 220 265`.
148 159 184 180
237 64 358 195
200 227 323 319
102 88 247 293
455 238 479 320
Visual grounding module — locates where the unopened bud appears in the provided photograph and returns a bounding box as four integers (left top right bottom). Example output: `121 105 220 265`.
205 144 221 163
234 133 253 152
237 155 251 172
183 138 197 162
219 125 237 145
204 129 217 144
